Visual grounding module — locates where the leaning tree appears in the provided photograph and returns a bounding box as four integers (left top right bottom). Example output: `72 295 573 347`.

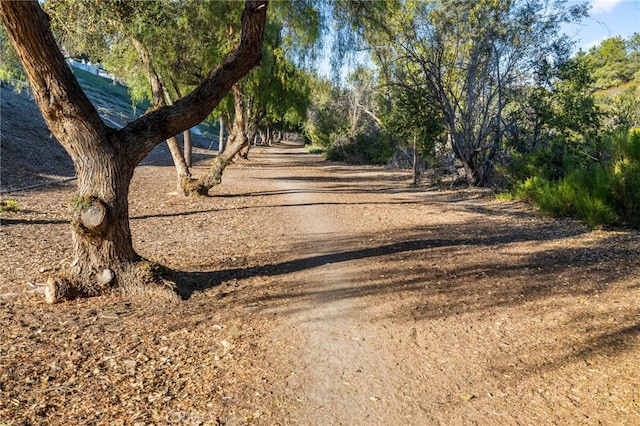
0 0 268 302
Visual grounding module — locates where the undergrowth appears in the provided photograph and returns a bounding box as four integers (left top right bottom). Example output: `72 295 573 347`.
305 144 326 154
0 199 22 212
503 128 640 228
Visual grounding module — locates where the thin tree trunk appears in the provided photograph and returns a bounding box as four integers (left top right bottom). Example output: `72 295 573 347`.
412 135 419 185
133 37 192 194
219 116 225 153
183 85 249 195
166 136 192 194
172 81 193 167
184 130 192 167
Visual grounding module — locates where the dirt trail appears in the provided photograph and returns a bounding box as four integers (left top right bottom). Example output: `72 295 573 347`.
265 157 422 423
244 143 502 424
226 142 640 425
1 140 639 425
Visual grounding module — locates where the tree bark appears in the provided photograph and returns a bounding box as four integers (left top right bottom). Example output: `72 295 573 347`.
172 82 193 167
412 135 419 185
132 37 192 195
183 85 249 195
1 0 268 302
183 130 193 167
219 116 226 153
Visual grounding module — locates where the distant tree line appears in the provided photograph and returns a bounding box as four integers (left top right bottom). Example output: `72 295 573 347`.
301 1 639 228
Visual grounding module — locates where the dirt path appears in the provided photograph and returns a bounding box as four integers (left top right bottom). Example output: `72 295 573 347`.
1 140 639 425
219 142 640 424
261 151 426 423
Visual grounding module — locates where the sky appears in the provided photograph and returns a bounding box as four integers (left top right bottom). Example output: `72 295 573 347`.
564 0 640 51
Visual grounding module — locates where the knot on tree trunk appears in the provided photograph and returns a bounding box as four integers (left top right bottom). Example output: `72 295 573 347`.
74 196 109 236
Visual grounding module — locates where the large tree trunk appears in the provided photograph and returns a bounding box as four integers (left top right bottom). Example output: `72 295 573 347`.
48 150 178 302
1 0 268 302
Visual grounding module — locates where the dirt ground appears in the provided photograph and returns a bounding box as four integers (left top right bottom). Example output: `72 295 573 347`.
1 87 640 425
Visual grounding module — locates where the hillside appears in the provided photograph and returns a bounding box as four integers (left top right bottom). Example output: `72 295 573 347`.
0 84 74 192
0 68 218 193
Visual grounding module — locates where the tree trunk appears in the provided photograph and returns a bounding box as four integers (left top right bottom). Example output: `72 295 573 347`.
165 136 192 195
184 129 193 167
1 0 268 302
412 135 419 185
183 85 249 195
172 82 193 167
46 150 178 302
132 37 193 195
219 116 226 153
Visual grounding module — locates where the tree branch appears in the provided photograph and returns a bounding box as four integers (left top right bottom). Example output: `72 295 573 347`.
123 0 268 164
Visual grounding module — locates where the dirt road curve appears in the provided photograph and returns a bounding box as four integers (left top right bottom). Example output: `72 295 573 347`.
1 140 639 425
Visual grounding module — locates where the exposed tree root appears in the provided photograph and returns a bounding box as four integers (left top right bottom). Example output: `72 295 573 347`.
44 261 180 304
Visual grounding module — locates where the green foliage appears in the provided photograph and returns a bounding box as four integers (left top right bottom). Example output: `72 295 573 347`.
510 168 617 227
325 131 394 165
609 129 640 226
0 200 21 213
584 35 639 90
303 68 396 165
305 144 326 154
507 129 640 228
332 0 588 185
380 84 443 160
552 58 602 139
303 78 348 148
0 22 26 84
71 193 99 212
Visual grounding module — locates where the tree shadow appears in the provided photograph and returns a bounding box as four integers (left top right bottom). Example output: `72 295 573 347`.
163 216 640 374
0 217 68 226
130 199 426 221
169 219 592 300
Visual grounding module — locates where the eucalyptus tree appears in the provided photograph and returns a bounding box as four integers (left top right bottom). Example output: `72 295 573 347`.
0 0 268 302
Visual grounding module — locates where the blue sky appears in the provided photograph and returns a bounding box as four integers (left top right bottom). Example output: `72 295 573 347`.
564 0 640 51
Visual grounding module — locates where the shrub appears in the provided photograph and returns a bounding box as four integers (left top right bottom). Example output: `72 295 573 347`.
506 128 640 228
325 131 394 165
610 128 640 226
0 200 22 212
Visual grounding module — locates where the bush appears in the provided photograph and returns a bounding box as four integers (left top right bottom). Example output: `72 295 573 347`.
506 129 640 228
325 131 394 165
0 200 22 212
610 128 640 227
